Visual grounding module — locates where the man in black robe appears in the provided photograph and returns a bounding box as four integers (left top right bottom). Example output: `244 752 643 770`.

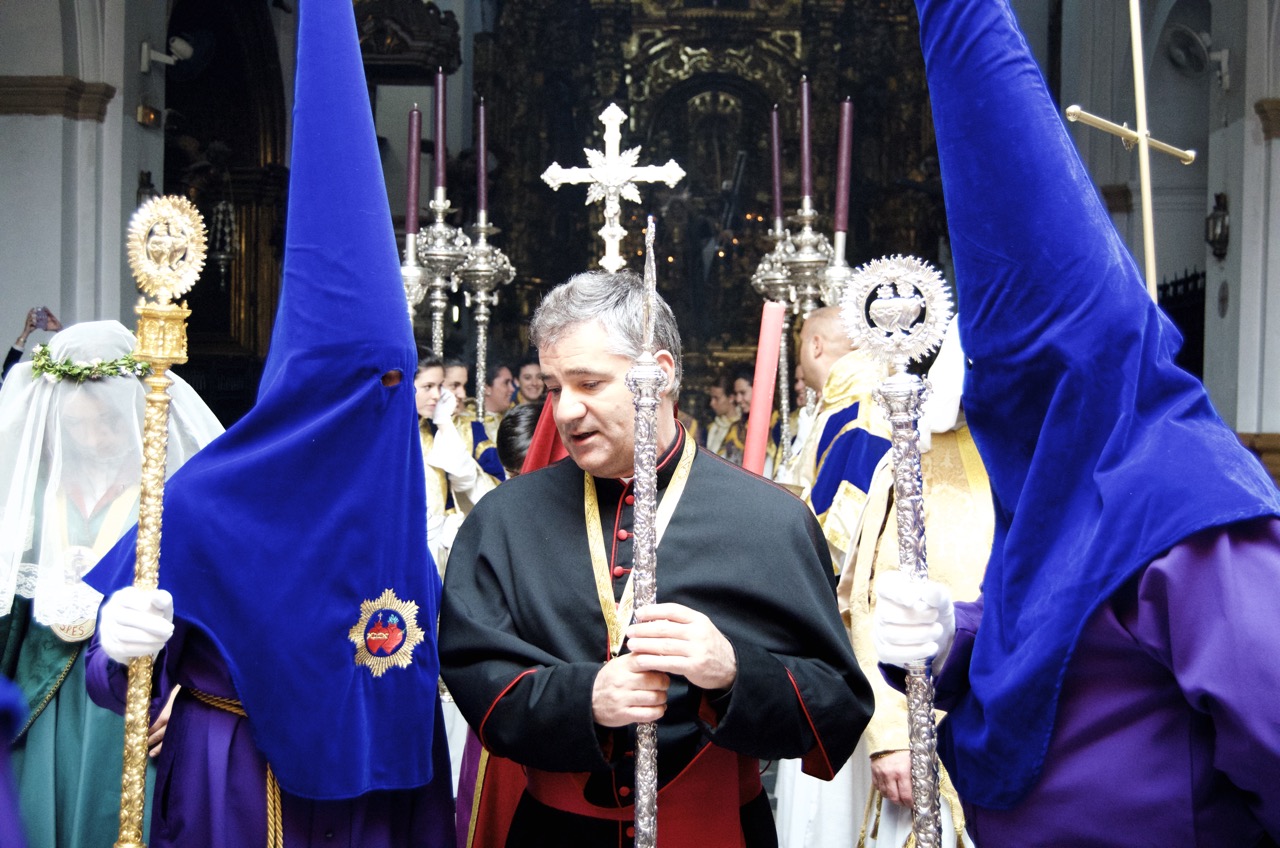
439 270 872 847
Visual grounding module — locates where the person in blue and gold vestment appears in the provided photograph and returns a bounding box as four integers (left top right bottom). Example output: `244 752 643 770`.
787 306 889 566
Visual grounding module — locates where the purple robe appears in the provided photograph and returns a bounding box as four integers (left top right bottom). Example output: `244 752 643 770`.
927 517 1280 846
0 676 26 848
86 622 455 848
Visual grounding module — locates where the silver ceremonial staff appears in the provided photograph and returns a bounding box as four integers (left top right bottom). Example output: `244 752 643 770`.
840 254 953 848
625 216 668 847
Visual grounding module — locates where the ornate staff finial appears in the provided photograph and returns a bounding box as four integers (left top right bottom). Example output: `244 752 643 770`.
840 254 952 373
839 253 951 848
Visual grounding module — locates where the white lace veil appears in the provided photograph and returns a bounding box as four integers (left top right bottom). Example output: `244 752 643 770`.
0 320 223 626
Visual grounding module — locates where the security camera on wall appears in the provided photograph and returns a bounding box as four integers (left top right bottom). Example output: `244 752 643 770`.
168 36 195 61
140 36 194 73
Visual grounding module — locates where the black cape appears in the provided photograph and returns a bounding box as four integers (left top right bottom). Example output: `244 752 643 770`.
440 426 872 844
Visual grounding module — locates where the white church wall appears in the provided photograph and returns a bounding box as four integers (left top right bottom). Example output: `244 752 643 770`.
1224 0 1280 433
1263 0 1280 432
1201 0 1267 432
0 0 166 344
1 116 68 328
1147 2 1211 280
112 1 170 326
1205 116 1246 427
0 1 65 76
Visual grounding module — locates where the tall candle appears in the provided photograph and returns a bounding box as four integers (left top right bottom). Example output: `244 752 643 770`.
770 105 783 225
743 300 785 475
834 98 854 233
476 97 487 215
799 75 812 199
406 103 422 234
434 67 447 192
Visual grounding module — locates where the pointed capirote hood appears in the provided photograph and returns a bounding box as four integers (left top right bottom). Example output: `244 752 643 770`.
912 0 1279 807
90 0 443 799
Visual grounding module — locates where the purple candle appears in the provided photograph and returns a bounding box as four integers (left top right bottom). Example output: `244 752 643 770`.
434 67 447 192
406 103 421 234
476 97 487 215
799 75 812 199
770 105 783 224
834 98 854 233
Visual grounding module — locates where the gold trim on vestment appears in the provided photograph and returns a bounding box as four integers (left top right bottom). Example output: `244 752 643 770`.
464 748 491 848
583 436 696 656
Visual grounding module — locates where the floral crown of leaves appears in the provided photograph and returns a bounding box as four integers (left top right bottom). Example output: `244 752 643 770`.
30 343 152 384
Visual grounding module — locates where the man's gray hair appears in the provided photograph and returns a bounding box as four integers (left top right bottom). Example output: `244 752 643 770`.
530 270 682 397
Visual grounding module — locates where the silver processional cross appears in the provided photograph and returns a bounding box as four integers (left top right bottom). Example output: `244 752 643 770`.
542 103 685 273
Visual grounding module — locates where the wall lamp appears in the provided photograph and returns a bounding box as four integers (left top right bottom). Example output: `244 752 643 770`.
1205 193 1230 261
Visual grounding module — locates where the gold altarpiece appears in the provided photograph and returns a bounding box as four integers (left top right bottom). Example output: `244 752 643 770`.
474 0 945 386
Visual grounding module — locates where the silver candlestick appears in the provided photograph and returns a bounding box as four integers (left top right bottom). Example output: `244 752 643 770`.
401 231 427 319
783 198 833 320
415 187 472 357
785 198 834 424
840 254 952 848
454 212 515 403
822 230 854 307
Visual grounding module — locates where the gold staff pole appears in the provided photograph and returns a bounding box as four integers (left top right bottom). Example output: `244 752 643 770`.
1065 1 1197 304
115 196 207 848
1128 0 1157 300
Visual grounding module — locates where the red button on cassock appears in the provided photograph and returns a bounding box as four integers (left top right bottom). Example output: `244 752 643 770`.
618 786 631 797
624 494 635 505
612 566 626 577
617 529 630 541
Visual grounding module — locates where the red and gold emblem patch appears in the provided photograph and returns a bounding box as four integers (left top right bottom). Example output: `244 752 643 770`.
348 589 425 677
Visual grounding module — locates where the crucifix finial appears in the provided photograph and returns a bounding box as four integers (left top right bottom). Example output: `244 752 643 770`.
542 103 685 273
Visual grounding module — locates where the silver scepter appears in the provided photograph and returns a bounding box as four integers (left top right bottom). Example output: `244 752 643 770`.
840 254 952 848
624 216 668 848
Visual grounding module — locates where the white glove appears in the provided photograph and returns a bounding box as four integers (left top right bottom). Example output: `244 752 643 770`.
99 587 174 664
432 388 458 428
873 570 955 673
426 394 479 483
